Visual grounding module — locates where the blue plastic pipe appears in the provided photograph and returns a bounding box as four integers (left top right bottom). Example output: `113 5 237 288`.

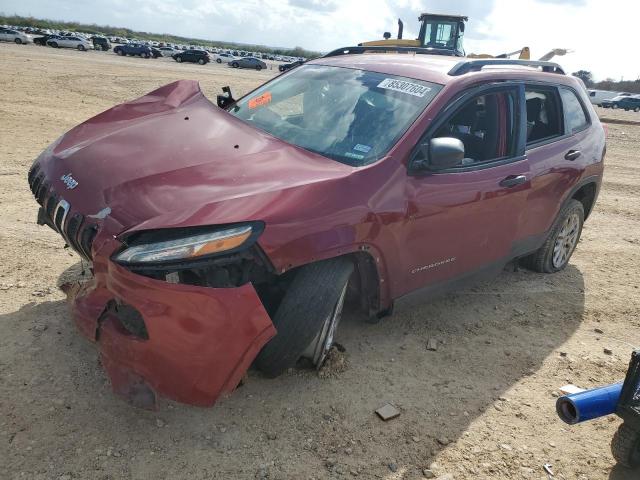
556 382 623 424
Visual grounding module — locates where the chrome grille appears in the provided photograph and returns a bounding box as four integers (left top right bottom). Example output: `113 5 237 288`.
28 164 97 261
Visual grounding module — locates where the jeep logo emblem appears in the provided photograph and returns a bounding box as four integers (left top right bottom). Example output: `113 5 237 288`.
60 173 78 190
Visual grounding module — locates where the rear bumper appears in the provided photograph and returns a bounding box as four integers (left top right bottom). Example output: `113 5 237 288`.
65 261 276 408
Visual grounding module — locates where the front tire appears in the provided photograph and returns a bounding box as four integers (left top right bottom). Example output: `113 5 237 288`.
175 56 182 63
521 199 584 273
50 42 58 48
77 44 85 51
198 58 205 65
255 257 353 377
14 38 23 45
216 58 222 63
256 65 262 71
231 62 239 68
612 423 640 468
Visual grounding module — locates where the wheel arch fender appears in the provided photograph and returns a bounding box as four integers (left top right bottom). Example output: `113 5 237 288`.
266 243 392 318
561 175 601 222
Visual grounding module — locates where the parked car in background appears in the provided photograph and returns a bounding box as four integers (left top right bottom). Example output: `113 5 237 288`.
33 34 60 46
113 43 154 58
587 89 631 106
229 57 267 70
215 52 236 64
607 96 640 112
0 27 31 44
157 46 177 57
278 60 304 72
47 36 92 51
601 95 633 109
172 49 210 64
90 36 111 51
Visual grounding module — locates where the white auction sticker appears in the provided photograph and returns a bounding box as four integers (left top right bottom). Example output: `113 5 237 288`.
377 78 431 97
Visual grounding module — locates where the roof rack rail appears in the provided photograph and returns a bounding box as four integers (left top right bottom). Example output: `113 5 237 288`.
324 45 464 58
448 59 565 76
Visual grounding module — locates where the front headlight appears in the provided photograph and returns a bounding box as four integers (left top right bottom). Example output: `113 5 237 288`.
114 224 257 265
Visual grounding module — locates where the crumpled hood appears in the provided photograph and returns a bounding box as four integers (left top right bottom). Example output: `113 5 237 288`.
36 80 353 235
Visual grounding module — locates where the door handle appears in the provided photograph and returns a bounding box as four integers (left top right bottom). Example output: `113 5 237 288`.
499 175 527 188
565 150 581 161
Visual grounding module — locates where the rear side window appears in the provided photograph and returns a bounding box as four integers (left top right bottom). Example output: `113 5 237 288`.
525 87 563 144
559 88 589 134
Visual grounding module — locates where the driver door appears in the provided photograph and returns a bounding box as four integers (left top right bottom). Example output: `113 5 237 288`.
401 83 531 294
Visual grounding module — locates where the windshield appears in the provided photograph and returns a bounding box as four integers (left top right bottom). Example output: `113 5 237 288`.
229 65 441 166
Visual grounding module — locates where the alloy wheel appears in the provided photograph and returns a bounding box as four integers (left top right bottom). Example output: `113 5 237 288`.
552 213 580 268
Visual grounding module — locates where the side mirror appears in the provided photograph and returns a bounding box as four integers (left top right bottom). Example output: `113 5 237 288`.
416 137 465 170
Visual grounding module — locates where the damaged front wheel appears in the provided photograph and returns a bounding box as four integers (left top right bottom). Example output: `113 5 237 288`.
255 257 353 377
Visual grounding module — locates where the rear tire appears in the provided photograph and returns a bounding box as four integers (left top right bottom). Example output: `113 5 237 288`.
255 257 353 377
521 199 584 273
216 58 222 63
142 52 149 58
635 107 640 113
612 423 640 468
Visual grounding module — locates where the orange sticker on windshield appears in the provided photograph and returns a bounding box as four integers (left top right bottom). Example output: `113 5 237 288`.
248 92 272 109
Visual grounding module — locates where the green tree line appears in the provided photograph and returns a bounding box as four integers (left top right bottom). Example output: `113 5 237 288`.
0 14 322 58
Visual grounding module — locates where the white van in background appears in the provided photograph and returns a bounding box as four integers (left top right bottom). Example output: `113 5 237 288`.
588 89 632 106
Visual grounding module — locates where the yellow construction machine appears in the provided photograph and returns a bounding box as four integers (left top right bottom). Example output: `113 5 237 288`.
360 13 531 59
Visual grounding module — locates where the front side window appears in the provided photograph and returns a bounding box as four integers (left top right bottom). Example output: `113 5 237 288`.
229 65 441 166
429 89 518 166
525 87 563 144
559 88 589 134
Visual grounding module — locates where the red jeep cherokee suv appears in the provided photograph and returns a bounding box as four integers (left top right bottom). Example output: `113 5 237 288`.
28 50 605 408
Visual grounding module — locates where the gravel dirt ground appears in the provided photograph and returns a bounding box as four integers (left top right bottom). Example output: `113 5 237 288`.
1 44 639 480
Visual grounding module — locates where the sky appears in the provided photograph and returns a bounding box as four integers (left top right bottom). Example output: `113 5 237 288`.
1 0 638 81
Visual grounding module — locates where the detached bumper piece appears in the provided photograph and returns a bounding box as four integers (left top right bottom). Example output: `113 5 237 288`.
66 262 276 408
28 164 97 260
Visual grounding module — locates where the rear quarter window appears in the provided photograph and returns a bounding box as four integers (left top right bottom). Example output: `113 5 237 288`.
559 88 590 135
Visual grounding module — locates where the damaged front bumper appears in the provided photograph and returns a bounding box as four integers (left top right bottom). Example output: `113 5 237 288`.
64 261 276 408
